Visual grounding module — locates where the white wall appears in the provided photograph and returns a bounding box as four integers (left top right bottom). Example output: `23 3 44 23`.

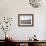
0 0 46 40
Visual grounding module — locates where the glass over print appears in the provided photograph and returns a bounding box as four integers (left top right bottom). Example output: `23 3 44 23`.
18 14 34 26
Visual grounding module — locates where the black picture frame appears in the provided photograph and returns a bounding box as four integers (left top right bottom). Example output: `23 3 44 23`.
18 14 34 27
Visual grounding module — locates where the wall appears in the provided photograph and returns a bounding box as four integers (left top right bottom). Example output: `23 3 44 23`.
0 0 46 40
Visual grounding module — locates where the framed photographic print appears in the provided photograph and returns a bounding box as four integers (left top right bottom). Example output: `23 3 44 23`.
18 14 34 26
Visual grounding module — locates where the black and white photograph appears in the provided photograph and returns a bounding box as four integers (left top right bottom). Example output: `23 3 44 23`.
18 14 34 26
